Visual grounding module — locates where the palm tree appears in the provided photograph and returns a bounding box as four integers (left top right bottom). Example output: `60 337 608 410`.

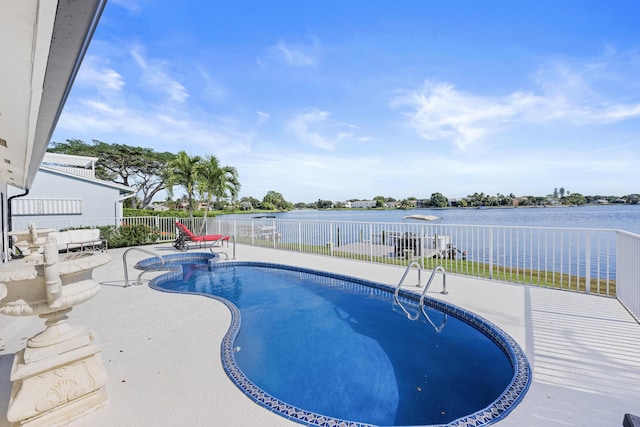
196 155 240 232
165 151 202 217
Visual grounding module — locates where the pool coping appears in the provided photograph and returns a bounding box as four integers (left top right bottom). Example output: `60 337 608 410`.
146 254 531 427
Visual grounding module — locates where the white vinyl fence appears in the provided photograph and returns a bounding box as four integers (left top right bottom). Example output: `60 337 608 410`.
616 231 640 321
12 215 640 319
12 216 206 243
211 217 622 298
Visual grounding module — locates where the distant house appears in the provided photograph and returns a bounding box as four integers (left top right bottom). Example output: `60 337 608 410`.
8 153 135 229
151 203 170 212
512 197 528 206
347 200 377 208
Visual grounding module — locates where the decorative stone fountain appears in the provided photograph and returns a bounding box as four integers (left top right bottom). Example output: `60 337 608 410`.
7 223 56 258
0 229 111 426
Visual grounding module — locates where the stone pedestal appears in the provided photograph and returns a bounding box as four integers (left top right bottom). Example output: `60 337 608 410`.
8 336 108 426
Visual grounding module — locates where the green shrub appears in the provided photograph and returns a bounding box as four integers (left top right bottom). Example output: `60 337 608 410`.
98 224 159 248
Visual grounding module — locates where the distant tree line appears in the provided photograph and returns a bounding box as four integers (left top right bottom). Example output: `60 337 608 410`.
299 191 639 210
238 191 294 211
48 139 242 221
48 140 638 214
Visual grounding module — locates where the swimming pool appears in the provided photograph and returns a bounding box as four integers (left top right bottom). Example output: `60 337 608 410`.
148 255 530 426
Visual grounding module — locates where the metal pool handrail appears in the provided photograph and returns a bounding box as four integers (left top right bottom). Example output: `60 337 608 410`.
209 234 235 259
419 266 448 332
395 263 448 332
123 247 165 287
394 261 422 320
421 265 448 296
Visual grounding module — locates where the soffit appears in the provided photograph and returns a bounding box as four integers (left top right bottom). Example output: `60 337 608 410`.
0 0 106 190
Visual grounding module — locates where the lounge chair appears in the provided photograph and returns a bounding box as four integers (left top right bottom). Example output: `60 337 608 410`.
173 221 230 251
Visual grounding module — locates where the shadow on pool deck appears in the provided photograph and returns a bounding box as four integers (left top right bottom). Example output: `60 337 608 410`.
0 242 639 427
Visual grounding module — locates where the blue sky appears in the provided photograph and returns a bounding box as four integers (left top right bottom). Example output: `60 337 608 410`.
52 0 640 203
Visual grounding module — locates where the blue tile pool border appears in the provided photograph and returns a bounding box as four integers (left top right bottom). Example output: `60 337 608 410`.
133 252 216 271
147 257 531 427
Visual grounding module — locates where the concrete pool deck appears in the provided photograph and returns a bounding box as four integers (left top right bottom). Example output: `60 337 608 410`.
1 243 639 426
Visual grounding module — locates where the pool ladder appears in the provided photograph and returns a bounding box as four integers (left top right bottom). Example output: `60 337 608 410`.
208 234 236 259
394 263 448 332
122 247 167 287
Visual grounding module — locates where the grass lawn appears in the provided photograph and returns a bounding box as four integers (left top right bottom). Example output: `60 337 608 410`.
232 237 616 297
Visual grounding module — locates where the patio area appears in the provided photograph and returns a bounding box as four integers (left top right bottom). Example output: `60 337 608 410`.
1 243 639 426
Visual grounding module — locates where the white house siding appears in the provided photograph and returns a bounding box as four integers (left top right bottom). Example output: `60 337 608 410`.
349 200 377 208
1 181 9 261
8 168 132 229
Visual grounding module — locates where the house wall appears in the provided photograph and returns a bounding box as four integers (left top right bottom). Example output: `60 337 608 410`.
0 179 8 261
349 200 377 208
7 169 124 229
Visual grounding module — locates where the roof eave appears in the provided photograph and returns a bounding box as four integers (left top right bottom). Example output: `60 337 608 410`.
25 0 108 190
0 0 107 190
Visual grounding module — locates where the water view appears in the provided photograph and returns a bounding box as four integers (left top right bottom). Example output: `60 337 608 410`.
216 204 639 287
223 204 640 234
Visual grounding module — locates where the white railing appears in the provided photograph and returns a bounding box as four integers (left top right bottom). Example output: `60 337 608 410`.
11 216 639 309
212 217 622 297
12 217 120 230
122 216 203 241
616 231 640 321
12 216 208 243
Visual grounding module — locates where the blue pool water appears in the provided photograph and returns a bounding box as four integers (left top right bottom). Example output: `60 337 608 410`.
151 258 530 427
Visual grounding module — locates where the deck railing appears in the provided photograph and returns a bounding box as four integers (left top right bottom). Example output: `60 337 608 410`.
12 216 204 243
616 231 640 321
11 215 640 319
13 217 120 230
211 217 627 299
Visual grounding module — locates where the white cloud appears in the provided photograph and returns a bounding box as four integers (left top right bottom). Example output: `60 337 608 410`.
390 82 523 150
391 49 640 150
57 94 254 157
75 56 125 92
256 111 270 126
528 57 640 125
130 46 188 103
270 39 320 68
110 0 145 13
56 42 259 158
196 66 227 103
233 152 388 202
284 108 371 151
285 109 334 149
242 146 637 202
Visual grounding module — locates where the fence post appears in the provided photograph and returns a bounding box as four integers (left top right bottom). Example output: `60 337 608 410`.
489 228 494 280
585 231 591 294
368 224 373 263
251 220 255 246
329 223 333 256
271 219 276 248
420 225 425 270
